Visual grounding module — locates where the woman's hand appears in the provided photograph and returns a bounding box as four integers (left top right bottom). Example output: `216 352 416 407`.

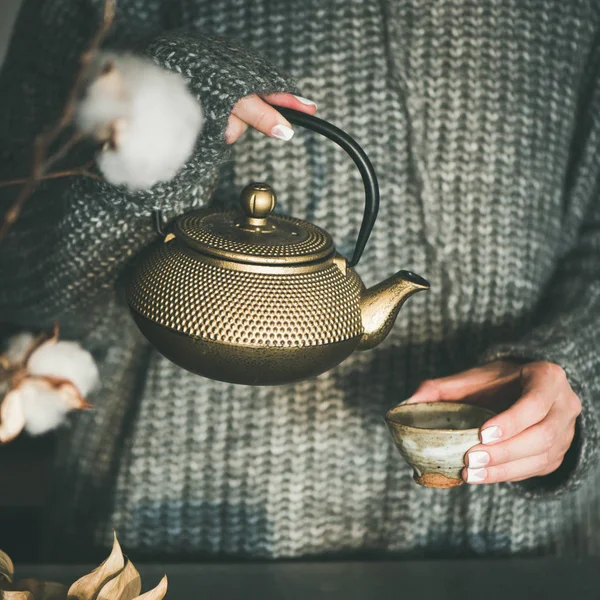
405 361 582 484
225 93 318 144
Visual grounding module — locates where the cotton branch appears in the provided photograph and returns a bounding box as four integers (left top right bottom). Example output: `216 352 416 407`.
0 0 116 241
0 160 102 189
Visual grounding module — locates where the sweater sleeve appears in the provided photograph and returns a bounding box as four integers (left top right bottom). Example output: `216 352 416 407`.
0 3 296 336
479 46 600 498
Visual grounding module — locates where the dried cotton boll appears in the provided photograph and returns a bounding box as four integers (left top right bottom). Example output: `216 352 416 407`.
76 52 204 190
15 378 85 436
4 332 36 364
27 339 99 397
76 59 131 138
0 388 26 443
1 377 92 440
0 332 98 442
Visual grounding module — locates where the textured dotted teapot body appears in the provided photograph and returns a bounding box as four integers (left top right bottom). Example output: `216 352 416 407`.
125 109 429 386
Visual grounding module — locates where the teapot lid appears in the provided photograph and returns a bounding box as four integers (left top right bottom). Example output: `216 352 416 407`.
174 182 335 265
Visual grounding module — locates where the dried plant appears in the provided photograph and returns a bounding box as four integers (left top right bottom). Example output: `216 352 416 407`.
0 534 168 600
0 0 206 239
0 324 98 444
0 0 116 241
0 552 14 585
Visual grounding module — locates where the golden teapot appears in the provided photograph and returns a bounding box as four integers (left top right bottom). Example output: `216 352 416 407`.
125 108 430 385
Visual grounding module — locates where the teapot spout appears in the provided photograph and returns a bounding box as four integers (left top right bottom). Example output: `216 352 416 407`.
358 270 430 351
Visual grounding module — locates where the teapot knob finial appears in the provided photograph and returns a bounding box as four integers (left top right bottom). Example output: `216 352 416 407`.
240 183 277 224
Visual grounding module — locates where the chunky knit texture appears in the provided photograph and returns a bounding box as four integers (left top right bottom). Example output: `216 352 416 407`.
1 0 599 560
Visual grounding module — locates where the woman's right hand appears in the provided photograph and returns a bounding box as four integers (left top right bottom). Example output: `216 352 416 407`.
225 93 317 144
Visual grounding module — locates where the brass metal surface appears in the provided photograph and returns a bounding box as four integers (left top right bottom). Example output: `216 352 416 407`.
358 270 430 350
126 180 430 385
174 183 334 265
239 181 277 228
131 310 360 385
127 239 364 348
122 112 434 385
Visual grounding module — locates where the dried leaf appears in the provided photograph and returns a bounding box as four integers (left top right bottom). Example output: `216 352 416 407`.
96 560 141 600
0 551 14 584
67 534 125 600
15 580 67 600
1 533 166 600
2 592 34 600
49 323 60 345
133 576 168 600
0 389 26 443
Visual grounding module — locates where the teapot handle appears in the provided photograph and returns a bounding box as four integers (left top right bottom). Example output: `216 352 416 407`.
275 107 379 268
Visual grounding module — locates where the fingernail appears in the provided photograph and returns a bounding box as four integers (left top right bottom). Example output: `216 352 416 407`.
271 124 294 141
293 95 318 108
467 451 490 468
402 392 425 404
481 426 502 444
466 468 487 483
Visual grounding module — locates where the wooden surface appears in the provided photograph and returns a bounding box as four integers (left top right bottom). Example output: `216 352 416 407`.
18 559 600 599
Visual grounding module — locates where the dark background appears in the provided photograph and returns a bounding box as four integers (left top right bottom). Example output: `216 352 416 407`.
0 0 20 65
0 435 55 562
0 0 49 564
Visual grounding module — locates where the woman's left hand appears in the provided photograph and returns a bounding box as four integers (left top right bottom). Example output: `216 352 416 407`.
405 361 582 484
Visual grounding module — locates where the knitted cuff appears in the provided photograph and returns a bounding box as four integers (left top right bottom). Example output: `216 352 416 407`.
87 30 299 219
147 31 299 139
479 340 600 500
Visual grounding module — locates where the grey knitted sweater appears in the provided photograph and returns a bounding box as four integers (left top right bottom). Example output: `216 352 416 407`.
1 0 600 561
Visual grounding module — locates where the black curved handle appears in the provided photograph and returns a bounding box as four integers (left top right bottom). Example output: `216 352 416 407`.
275 107 379 268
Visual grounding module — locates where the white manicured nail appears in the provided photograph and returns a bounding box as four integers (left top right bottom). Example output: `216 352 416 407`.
467 451 490 468
271 124 294 141
466 468 487 483
481 426 502 445
293 95 318 108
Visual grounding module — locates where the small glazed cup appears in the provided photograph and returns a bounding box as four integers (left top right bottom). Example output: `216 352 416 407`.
385 402 496 489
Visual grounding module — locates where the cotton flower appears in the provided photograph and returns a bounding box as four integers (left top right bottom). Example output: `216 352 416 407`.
76 52 204 190
3 332 36 364
0 330 98 443
27 338 98 397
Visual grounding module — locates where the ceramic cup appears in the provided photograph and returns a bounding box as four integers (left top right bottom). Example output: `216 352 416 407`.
385 402 496 489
